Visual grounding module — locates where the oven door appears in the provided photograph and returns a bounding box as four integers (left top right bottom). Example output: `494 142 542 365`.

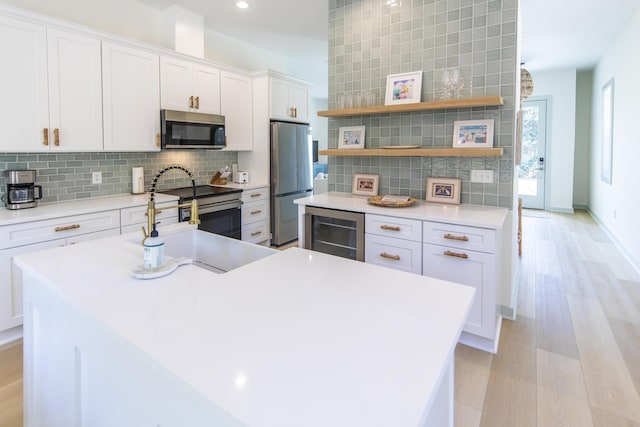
182 199 242 240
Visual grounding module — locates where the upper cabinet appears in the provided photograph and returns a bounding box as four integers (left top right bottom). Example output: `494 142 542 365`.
102 42 160 152
160 56 221 114
270 76 310 123
220 70 253 151
0 17 102 152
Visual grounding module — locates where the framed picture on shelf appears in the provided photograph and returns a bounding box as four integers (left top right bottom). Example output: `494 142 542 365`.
384 71 423 105
453 119 494 148
352 174 380 196
338 126 366 149
425 177 461 205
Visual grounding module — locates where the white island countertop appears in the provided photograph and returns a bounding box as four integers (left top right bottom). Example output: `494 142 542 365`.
15 225 475 427
295 192 508 229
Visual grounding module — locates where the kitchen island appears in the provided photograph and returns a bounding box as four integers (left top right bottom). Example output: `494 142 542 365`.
15 224 474 427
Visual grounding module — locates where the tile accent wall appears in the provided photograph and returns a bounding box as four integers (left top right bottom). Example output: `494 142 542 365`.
328 0 517 207
0 151 238 204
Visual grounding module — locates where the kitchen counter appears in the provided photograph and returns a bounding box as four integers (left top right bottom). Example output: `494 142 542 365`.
212 182 270 191
295 191 508 229
0 192 178 227
15 224 474 427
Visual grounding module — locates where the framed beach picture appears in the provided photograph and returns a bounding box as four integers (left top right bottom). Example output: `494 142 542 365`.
384 71 423 105
352 174 380 196
425 177 461 205
338 126 366 149
452 119 494 148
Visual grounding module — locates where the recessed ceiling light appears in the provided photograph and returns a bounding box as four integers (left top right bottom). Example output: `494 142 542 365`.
236 1 249 8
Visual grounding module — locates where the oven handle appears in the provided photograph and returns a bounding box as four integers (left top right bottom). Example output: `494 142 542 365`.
183 199 242 218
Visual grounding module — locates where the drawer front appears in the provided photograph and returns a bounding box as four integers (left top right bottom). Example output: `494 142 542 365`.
120 201 178 227
242 187 269 203
365 234 422 275
121 216 178 235
0 210 121 249
423 221 495 253
366 214 422 242
242 220 269 243
242 199 268 225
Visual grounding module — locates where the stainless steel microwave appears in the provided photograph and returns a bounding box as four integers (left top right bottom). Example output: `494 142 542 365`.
161 110 226 149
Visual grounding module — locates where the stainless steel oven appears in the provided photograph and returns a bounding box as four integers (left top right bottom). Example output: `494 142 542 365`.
162 186 242 239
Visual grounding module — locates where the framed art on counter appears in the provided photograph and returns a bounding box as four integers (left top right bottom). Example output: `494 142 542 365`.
425 177 461 204
352 174 380 196
453 119 494 148
338 126 366 149
384 71 423 105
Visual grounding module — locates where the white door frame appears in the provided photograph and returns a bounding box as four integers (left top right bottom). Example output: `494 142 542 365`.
518 96 550 210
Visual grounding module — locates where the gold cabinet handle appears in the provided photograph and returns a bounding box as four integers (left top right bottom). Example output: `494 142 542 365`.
380 252 400 261
250 193 262 198
156 133 161 147
294 107 297 117
444 250 468 259
55 224 80 232
53 128 60 146
189 96 194 108
380 225 401 231
251 231 263 237
444 233 469 242
43 128 49 146
250 210 262 215
195 96 200 109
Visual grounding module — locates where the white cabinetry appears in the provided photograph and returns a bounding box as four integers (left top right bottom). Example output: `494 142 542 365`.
365 215 422 275
422 222 499 351
220 70 253 151
241 187 270 244
120 201 178 234
0 17 102 152
0 210 121 336
102 42 160 151
270 76 309 122
160 56 220 114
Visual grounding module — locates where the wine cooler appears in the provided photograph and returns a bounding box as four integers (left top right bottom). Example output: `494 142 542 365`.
304 206 365 261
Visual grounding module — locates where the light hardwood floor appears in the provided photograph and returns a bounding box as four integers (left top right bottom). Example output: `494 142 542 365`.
1 210 639 426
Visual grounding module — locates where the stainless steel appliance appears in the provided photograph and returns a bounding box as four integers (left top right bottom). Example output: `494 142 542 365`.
270 121 313 246
162 185 243 239
4 170 42 210
304 206 365 261
161 110 226 149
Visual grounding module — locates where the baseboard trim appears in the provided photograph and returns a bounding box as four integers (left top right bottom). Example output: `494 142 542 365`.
548 206 575 214
587 209 640 277
0 325 23 347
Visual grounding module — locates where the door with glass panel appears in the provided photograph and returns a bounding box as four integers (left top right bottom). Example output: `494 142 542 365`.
518 98 547 209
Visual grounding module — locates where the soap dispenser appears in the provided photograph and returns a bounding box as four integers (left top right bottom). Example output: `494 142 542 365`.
143 227 164 269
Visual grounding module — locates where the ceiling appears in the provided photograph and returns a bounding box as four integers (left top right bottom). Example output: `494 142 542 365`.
137 0 640 93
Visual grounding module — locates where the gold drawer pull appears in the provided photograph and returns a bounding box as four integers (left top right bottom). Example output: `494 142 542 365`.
43 128 49 146
189 95 194 108
380 252 400 261
444 233 469 242
250 193 262 198
54 128 60 146
195 96 200 109
444 250 468 259
55 224 80 232
251 231 263 237
380 225 401 231
156 133 161 147
251 210 262 215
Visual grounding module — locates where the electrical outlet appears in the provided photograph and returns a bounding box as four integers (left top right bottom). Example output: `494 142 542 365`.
92 171 102 185
471 170 493 183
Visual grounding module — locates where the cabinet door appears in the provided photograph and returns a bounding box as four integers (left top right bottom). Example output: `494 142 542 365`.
0 239 65 331
289 83 309 122
160 56 192 111
0 15 49 152
193 64 221 114
221 70 253 150
47 29 103 151
423 243 495 338
102 42 160 151
270 77 291 121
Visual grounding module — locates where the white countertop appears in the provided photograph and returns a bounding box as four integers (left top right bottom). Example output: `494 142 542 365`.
295 192 508 229
15 225 474 427
0 193 179 227
212 182 270 191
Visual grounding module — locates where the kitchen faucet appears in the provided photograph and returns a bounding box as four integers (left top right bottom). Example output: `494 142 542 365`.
142 164 200 242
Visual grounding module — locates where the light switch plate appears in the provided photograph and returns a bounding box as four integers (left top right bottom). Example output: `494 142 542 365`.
92 171 102 184
471 169 493 183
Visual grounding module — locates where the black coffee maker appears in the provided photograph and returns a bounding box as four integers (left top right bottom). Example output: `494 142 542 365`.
4 170 42 210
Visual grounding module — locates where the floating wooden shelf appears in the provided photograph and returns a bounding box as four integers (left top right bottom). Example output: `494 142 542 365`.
319 148 504 157
317 96 504 117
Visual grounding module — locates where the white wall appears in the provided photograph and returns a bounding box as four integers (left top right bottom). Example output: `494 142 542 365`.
590 7 640 269
309 98 328 164
574 71 592 208
529 68 577 212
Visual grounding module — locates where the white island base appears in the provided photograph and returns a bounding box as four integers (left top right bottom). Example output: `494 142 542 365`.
16 227 474 427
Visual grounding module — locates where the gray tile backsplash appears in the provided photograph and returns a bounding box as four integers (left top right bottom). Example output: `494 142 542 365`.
0 151 238 204
328 0 517 208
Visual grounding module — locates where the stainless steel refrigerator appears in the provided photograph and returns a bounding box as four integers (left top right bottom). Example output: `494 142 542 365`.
270 121 313 246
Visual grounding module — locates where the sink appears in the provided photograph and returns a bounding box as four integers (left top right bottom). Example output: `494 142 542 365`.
130 226 277 274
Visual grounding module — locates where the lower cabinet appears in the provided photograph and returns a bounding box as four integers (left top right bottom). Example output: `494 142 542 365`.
241 187 270 245
120 201 178 234
365 214 422 274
